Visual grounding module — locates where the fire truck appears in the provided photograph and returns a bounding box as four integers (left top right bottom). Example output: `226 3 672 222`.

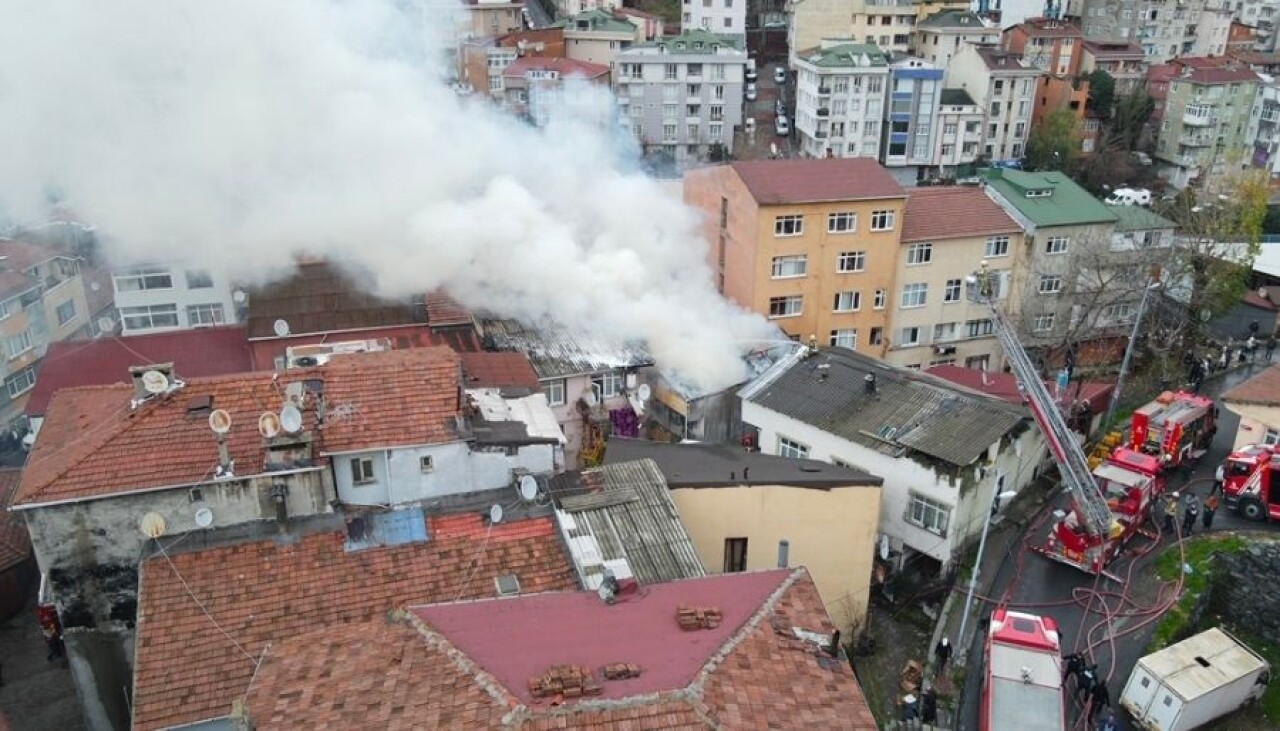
970 263 1166 577
1130 391 1217 470
1221 443 1280 521
981 608 1067 731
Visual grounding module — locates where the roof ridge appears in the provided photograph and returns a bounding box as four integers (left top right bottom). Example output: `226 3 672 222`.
688 568 802 693
399 609 524 722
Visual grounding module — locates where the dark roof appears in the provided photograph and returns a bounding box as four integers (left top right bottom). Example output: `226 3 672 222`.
0 468 30 571
729 159 906 206
1010 17 1082 37
460 351 541 390
604 438 883 488
26 327 254 417
901 186 1022 242
546 458 707 584
479 317 655 379
1082 40 1144 60
0 238 69 272
939 88 976 105
975 46 1040 73
1222 364 1280 406
0 269 37 302
246 261 424 339
741 348 1026 467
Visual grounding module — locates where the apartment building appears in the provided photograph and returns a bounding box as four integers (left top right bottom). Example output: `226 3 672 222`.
1134 0 1233 63
1254 76 1280 175
931 89 985 177
792 41 890 160
682 158 907 352
912 10 999 78
559 8 641 67
459 28 566 99
614 30 746 168
1080 40 1148 94
787 0 916 66
553 0 621 20
1234 0 1280 52
682 0 747 36
501 56 612 126
1003 17 1088 127
112 263 241 335
1152 59 1261 189
948 44 1041 164
883 186 1026 370
1075 0 1144 42
882 56 944 183
461 0 525 42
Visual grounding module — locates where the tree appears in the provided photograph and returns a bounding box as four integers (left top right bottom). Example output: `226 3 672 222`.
1070 140 1138 196
1110 89 1155 152
1086 70 1116 118
1026 110 1081 171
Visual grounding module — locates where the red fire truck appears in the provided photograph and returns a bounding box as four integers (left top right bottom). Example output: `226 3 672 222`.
1221 443 1280 521
981 608 1067 731
1130 391 1217 470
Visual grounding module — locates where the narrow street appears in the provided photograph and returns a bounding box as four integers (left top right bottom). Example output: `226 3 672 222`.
733 62 794 161
0 594 84 731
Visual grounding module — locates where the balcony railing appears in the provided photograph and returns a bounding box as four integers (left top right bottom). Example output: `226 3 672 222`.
1183 110 1216 127
1180 134 1213 146
817 86 831 96
816 107 830 117
815 130 828 139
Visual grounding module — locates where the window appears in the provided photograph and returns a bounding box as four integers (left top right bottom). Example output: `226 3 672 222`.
351 457 376 484
967 319 994 337
771 255 808 278
837 251 866 272
724 537 748 572
933 322 958 342
5 330 32 359
833 291 861 312
0 301 9 321
545 378 566 406
1033 313 1056 332
900 326 922 346
592 371 624 398
1264 427 1280 446
830 329 857 349
828 212 857 233
121 304 180 331
874 289 886 310
665 63 678 80
774 215 804 236
869 327 884 345
5 366 35 398
906 242 933 265
901 283 928 308
985 235 1010 257
768 295 803 318
420 455 435 472
870 210 895 231
778 436 810 458
944 279 962 303
114 267 173 292
186 303 226 326
907 493 950 535
55 299 76 326
185 269 213 288
1045 236 1069 254
1038 275 1063 294
1101 303 1135 323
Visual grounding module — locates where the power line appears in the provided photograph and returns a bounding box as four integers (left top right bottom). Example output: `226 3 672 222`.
154 541 257 665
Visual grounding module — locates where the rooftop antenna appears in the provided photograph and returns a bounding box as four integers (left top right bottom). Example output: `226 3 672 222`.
279 404 303 434
209 409 233 474
272 318 292 338
258 411 282 439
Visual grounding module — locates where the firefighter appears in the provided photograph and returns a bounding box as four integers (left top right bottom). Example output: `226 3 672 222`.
1182 494 1200 536
1203 493 1220 530
1163 492 1180 534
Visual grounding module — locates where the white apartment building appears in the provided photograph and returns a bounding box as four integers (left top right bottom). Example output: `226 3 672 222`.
112 264 241 335
912 10 999 79
947 44 1040 164
1233 0 1280 52
614 30 747 168
932 89 985 176
561 8 640 67
682 0 746 35
788 0 916 67
793 41 890 159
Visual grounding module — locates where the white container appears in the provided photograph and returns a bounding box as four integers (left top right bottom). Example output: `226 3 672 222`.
1120 627 1270 731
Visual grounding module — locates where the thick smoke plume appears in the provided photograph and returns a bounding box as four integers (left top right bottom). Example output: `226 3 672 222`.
0 0 776 389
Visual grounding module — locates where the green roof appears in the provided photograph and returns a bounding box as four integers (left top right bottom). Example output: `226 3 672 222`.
980 168 1118 228
798 43 887 68
918 10 991 30
633 29 744 53
555 9 634 34
1110 203 1176 231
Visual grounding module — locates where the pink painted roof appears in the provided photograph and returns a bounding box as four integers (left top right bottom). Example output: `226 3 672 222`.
414 569 789 704
926 364 1113 412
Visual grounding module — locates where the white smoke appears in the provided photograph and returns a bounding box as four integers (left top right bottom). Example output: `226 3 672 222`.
0 0 777 390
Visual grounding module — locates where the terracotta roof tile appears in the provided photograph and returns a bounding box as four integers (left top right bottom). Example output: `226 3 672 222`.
246 261 426 339
900 186 1023 242
132 513 576 731
15 348 462 507
729 159 906 205
461 352 542 390
503 56 611 79
0 468 30 571
423 289 476 328
1221 364 1280 406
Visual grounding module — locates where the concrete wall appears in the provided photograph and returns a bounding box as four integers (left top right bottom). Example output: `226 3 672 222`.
671 482 881 632
333 440 555 506
113 264 240 334
1224 402 1280 450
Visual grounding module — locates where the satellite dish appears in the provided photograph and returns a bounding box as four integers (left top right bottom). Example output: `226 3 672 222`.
489 504 504 524
90 281 101 292
637 384 652 401
272 318 291 337
584 390 599 407
879 535 890 560
518 474 539 501
279 404 303 434
96 316 114 333
208 409 232 435
141 370 170 395
194 507 214 528
258 411 282 439
232 289 247 304
139 512 167 538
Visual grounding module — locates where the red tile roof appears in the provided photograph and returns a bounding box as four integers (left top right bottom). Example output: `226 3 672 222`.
26 327 254 417
461 352 542 390
0 469 30 571
1082 41 1144 60
503 56 610 79
241 568 876 730
730 159 906 205
926 364 1113 413
423 289 475 328
14 348 462 507
132 513 576 731
1222 364 1280 406
900 187 1022 242
1242 289 1277 311
1011 17 1082 37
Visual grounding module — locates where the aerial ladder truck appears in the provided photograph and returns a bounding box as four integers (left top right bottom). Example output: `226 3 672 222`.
969 263 1167 577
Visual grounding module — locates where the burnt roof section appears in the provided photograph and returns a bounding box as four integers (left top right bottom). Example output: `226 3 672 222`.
246 261 425 339
729 158 906 205
479 317 655 379
939 88 976 105
741 348 1026 467
605 438 883 488
460 351 541 391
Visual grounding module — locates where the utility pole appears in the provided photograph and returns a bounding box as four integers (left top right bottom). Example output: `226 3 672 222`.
1103 273 1162 431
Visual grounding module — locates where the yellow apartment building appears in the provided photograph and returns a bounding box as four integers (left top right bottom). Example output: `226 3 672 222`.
684 158 907 354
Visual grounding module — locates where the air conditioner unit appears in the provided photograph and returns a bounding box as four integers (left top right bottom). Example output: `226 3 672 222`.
285 338 393 369
935 345 957 355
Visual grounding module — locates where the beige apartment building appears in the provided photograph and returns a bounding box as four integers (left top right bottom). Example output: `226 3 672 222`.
684 159 907 353
883 186 1027 371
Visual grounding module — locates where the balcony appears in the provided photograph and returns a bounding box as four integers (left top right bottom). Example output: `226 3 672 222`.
816 107 830 117
1180 134 1213 146
1183 108 1216 126
817 86 831 97
815 130 828 139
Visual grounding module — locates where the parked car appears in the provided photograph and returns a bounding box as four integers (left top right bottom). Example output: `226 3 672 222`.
774 67 786 84
745 83 757 101
775 115 790 136
775 99 785 116
1104 187 1152 206
745 117 756 134
745 59 758 82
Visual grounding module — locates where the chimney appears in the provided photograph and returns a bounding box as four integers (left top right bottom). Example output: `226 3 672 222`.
742 466 750 481
270 482 289 531
864 373 877 394
828 630 842 657
777 539 790 568
215 434 232 474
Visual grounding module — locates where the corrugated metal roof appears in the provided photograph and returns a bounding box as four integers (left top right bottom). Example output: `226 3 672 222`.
478 317 655 379
548 459 706 586
744 348 1026 466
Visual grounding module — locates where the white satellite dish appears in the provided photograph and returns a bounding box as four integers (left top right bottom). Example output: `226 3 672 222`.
279 404 303 434
194 507 214 528
258 411 282 439
141 370 170 395
636 384 652 401
584 390 599 407
518 474 539 502
232 289 247 304
208 409 232 435
139 512 167 539
272 318 292 337
489 504 504 524
96 316 114 333
879 535 890 560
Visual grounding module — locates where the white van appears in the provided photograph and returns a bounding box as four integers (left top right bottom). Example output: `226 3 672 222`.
1105 187 1153 206
775 115 790 136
